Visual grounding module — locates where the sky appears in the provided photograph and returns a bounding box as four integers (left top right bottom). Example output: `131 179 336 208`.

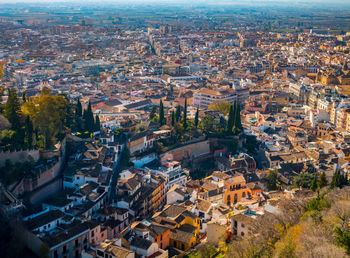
0 0 349 7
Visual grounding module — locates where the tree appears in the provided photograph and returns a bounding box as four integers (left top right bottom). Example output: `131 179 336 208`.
318 171 328 188
233 101 242 135
208 100 231 116
194 107 199 128
183 98 187 129
75 98 83 132
310 174 318 192
0 87 4 112
265 169 279 191
24 115 33 148
200 114 214 135
83 102 94 133
294 172 314 188
175 105 181 122
331 170 348 189
159 100 165 126
171 110 175 127
4 89 22 130
94 114 100 132
226 104 234 134
22 89 68 148
149 105 157 120
0 64 3 78
21 93 26 103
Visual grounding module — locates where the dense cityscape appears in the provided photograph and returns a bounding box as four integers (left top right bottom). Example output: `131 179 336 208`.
0 1 350 257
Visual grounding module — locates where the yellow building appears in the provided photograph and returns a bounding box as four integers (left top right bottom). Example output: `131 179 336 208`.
152 204 200 251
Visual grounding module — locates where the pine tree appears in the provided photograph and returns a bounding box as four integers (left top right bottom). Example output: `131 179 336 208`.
175 105 181 122
195 107 199 128
310 174 318 192
226 104 234 134
24 115 33 148
171 110 175 127
318 171 328 188
159 100 165 126
183 98 187 129
94 114 100 132
4 89 22 130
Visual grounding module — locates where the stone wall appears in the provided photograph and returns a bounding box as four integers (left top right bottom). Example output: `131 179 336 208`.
160 139 210 163
0 149 40 167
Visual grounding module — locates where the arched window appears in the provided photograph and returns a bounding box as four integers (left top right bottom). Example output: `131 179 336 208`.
234 193 238 204
227 195 231 206
242 192 246 198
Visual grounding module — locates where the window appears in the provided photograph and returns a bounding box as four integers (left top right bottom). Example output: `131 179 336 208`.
91 230 95 237
97 250 104 257
63 245 67 253
75 239 79 247
54 250 58 258
241 232 245 236
242 192 246 198
241 224 245 228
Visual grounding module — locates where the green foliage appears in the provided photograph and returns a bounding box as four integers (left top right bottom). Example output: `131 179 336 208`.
171 110 175 127
226 104 234 134
265 169 279 191
183 97 187 129
22 89 68 148
175 105 181 122
24 115 33 148
194 107 199 128
94 114 100 131
306 193 330 212
310 174 318 192
293 172 314 189
199 114 214 135
334 227 350 255
318 171 328 188
119 147 133 168
83 102 94 133
4 88 22 130
150 105 157 120
0 159 34 186
330 170 348 189
159 100 165 126
75 98 83 131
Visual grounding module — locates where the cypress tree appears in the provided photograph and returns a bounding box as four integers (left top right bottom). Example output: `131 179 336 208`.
171 110 175 127
183 98 187 128
83 102 94 132
194 107 199 128
159 100 165 126
25 115 33 148
4 88 22 130
310 174 318 192
236 102 242 130
22 93 26 103
226 104 234 134
95 114 100 131
75 98 83 131
318 171 328 188
331 170 341 189
150 105 157 120
175 105 181 122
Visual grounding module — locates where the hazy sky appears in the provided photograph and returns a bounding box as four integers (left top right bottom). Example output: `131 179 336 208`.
0 0 349 6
